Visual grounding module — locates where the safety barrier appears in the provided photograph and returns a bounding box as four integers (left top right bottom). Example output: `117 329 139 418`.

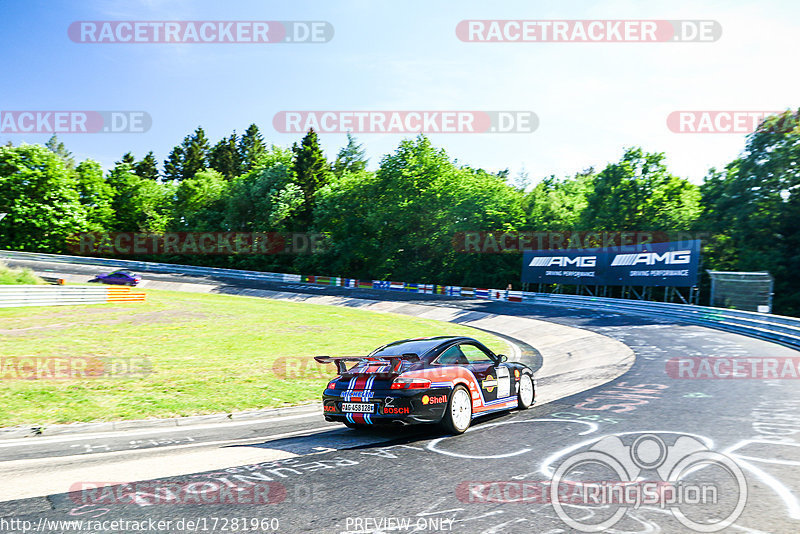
0 250 300 284
106 287 147 302
0 285 145 308
1 249 798 349
520 292 800 350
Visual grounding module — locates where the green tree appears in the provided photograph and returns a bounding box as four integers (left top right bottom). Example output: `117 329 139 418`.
163 145 184 182
0 144 88 250
699 109 800 313
291 128 330 229
162 127 210 182
314 135 526 285
107 162 173 232
74 159 115 230
332 133 367 177
117 152 136 167
183 126 210 180
238 124 266 172
134 151 160 181
525 169 595 229
172 169 228 231
44 134 75 169
224 146 301 231
581 147 701 231
209 133 242 179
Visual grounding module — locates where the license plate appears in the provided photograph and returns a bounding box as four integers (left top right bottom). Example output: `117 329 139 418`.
341 403 374 413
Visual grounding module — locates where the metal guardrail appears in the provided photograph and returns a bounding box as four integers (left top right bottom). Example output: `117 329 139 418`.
522 292 800 350
2 249 799 350
0 285 145 307
0 250 301 284
0 285 109 307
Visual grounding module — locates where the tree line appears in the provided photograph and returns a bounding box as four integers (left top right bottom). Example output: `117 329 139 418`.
0 110 798 314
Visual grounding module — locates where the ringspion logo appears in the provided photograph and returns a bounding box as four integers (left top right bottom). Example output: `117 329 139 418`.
68 21 333 43
457 20 721 42
273 111 538 134
0 111 151 133
550 433 746 532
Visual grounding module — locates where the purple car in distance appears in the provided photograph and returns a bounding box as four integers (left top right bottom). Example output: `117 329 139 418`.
88 270 141 286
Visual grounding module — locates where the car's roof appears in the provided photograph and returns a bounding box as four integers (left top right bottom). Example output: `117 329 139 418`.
368 336 477 358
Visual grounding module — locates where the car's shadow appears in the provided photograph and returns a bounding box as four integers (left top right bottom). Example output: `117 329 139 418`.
224 412 514 455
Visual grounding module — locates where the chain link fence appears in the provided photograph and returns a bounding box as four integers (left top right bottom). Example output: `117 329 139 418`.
708 270 773 313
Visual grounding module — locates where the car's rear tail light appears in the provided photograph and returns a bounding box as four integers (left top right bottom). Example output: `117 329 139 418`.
327 380 337 390
390 377 431 390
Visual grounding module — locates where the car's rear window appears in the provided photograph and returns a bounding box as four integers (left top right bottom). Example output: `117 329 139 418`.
368 337 456 359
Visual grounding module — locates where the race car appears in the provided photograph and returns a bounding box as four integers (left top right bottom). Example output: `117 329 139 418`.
315 336 535 434
88 270 141 286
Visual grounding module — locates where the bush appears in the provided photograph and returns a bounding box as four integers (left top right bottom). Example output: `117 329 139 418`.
0 262 44 284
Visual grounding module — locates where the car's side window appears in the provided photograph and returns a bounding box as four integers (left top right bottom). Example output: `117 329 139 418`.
460 344 495 364
436 345 468 365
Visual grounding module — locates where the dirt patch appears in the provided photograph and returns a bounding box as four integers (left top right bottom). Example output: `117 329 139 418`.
127 309 208 325
0 309 208 336
268 325 332 334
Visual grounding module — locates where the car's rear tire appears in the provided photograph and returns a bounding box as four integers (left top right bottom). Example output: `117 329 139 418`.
518 373 534 409
441 385 472 434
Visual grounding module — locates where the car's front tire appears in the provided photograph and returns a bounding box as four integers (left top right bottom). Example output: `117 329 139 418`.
441 385 472 434
518 373 534 409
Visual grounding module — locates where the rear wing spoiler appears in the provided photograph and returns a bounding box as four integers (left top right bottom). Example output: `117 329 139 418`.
314 354 420 375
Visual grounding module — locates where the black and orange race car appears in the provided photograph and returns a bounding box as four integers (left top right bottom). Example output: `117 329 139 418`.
315 336 535 434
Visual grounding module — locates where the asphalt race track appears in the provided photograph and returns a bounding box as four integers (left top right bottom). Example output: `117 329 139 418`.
2 258 800 533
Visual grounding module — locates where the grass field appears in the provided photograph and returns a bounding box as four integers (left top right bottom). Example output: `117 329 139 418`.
0 289 506 427
0 262 43 284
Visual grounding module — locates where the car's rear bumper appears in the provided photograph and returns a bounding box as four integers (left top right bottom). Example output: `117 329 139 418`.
321 387 450 425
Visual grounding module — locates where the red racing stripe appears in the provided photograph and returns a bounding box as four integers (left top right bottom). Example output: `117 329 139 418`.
354 375 369 390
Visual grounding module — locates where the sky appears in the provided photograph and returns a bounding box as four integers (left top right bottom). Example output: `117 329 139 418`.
1 0 798 185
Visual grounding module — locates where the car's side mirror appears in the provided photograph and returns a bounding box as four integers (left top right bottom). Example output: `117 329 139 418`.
498 354 508 362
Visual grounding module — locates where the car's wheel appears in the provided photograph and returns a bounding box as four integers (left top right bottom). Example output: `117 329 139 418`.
442 385 472 434
518 373 534 409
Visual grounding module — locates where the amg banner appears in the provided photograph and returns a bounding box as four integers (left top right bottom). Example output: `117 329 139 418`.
521 240 701 287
